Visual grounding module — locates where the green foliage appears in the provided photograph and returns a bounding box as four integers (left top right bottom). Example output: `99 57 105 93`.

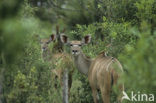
119 22 156 103
69 70 93 103
67 18 136 58
1 21 54 102
1 0 156 103
0 0 54 103
0 0 23 18
135 0 155 21
0 19 26 64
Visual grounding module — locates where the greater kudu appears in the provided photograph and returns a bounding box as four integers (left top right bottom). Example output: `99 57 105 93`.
39 27 74 103
60 34 124 103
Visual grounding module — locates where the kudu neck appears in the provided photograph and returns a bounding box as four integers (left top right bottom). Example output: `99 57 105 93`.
42 49 51 61
73 51 92 76
52 39 63 53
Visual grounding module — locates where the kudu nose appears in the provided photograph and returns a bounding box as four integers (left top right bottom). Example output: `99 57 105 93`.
42 47 46 51
72 50 78 53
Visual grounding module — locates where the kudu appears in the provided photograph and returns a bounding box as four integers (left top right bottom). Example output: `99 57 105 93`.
39 27 74 103
40 36 53 61
60 34 124 103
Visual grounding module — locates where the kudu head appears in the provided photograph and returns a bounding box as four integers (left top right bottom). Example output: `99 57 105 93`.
39 26 66 53
52 25 66 52
60 34 91 56
40 34 56 52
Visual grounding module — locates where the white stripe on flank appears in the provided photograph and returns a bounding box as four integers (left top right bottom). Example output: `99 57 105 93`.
106 59 114 71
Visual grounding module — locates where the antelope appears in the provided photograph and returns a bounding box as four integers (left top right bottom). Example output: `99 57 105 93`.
60 34 124 103
40 35 54 61
39 27 74 102
39 35 62 85
40 35 73 87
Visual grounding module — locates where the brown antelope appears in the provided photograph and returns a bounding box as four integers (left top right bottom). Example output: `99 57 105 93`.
40 35 54 61
39 35 62 84
60 34 124 103
40 35 73 87
39 27 74 103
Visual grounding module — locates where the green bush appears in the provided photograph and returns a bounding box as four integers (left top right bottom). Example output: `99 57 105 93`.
120 22 156 103
1 0 156 103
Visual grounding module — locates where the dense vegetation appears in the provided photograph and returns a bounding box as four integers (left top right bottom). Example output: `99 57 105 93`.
0 0 156 103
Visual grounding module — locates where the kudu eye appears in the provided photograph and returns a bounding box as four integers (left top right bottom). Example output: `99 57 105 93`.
70 44 73 46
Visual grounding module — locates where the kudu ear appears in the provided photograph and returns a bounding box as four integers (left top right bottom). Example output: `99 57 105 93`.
60 34 69 44
50 34 56 41
44 34 56 44
82 35 91 44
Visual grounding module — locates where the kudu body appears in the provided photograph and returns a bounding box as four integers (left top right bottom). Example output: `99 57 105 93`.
51 52 73 89
40 35 65 81
61 34 124 103
39 27 74 101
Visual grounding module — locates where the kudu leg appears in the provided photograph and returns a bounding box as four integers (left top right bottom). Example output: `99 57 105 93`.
92 88 99 103
117 84 124 103
113 75 124 103
68 72 72 97
100 86 111 103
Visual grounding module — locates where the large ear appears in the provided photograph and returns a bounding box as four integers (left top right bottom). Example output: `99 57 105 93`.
82 35 91 44
50 34 56 41
60 34 69 44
